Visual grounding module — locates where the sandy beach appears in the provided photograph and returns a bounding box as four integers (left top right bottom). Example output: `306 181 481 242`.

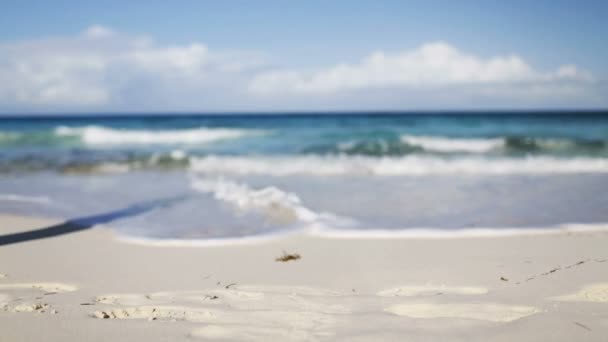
1 0 607 339
1 214 607 341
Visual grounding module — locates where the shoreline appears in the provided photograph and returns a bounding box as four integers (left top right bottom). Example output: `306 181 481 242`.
1 213 608 341
118 222 608 247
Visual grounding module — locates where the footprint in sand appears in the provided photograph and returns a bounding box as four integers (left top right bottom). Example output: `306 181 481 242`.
0 282 77 314
9 302 53 313
94 288 264 307
377 285 488 297
92 285 347 340
385 303 540 322
0 282 78 293
93 305 217 322
550 283 608 303
94 285 349 312
378 284 538 323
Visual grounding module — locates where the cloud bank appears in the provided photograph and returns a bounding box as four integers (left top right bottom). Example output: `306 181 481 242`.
249 42 592 95
0 26 603 111
0 25 265 110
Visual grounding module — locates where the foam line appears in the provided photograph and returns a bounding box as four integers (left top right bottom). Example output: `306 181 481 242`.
190 155 608 175
115 223 608 247
55 125 269 145
400 135 504 153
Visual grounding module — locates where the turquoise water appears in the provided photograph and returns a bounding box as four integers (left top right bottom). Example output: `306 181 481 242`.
1 112 608 242
1 113 608 173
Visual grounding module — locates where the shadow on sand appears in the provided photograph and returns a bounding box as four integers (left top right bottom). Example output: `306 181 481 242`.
0 196 186 247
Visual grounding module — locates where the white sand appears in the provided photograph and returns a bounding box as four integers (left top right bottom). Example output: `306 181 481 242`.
377 285 489 297
385 303 540 322
1 214 608 341
551 283 608 303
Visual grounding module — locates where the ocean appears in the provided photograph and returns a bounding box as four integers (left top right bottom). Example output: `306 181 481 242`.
1 112 608 244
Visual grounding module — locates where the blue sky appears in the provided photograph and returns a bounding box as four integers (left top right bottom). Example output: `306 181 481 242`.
0 0 606 112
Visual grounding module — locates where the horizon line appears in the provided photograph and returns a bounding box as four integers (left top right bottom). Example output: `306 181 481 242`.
1 108 607 119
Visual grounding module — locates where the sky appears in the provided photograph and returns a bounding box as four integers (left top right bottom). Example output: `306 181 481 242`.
0 0 607 113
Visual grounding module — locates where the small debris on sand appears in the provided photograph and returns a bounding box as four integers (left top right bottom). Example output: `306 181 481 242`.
541 267 561 276
574 321 592 331
500 277 509 282
275 252 301 262
7 302 50 313
94 311 111 319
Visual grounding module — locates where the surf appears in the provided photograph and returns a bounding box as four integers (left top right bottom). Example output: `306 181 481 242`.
54 125 269 145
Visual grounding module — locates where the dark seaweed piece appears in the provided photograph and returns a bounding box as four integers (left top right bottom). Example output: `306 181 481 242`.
574 322 592 331
276 251 301 262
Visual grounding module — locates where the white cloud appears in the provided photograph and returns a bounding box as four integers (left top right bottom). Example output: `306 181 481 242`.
83 25 115 39
0 25 262 108
128 43 209 74
0 28 603 111
248 42 593 95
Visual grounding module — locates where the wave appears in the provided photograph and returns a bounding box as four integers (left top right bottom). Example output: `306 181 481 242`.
5 150 608 176
0 130 65 147
59 150 192 174
187 177 356 240
54 125 268 145
0 194 51 204
303 138 421 156
117 222 608 247
305 135 607 157
503 136 606 154
0 148 195 174
192 177 317 224
400 135 504 153
190 155 608 175
191 177 354 227
311 223 608 239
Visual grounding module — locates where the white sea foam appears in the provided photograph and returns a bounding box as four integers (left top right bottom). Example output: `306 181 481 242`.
170 149 188 160
54 125 268 145
400 135 504 153
313 223 608 239
0 194 51 204
192 177 318 224
117 229 304 247
191 177 355 231
190 155 608 176
117 222 608 247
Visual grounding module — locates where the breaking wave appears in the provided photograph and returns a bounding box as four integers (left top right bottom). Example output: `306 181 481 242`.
503 136 606 154
400 135 504 153
304 135 608 157
190 155 608 175
191 177 355 228
0 194 51 204
54 125 269 145
303 138 421 156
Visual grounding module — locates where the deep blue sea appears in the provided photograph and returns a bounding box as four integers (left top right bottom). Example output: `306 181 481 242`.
1 112 608 243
